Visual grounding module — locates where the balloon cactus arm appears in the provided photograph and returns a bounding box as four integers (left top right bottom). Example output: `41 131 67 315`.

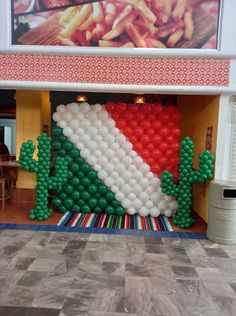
48 157 68 191
19 140 38 172
191 151 214 183
160 170 179 196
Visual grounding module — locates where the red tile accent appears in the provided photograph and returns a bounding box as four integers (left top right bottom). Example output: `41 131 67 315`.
0 54 230 87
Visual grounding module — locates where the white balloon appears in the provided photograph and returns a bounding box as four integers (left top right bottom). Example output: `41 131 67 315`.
87 141 97 152
111 157 119 165
94 164 102 172
129 150 137 158
158 200 168 211
63 127 73 137
94 120 102 128
62 112 72 122
145 200 154 209
76 142 84 150
164 195 173 202
94 104 102 112
94 135 102 142
69 103 79 114
98 111 109 121
98 156 108 166
58 120 67 128
151 178 161 190
121 156 132 167
80 148 90 159
86 111 97 121
139 192 149 202
111 185 119 193
94 149 102 157
116 133 126 144
80 134 91 144
122 198 131 209
129 165 136 172
128 193 136 201
75 113 84 121
112 143 119 151
146 186 154 194
121 184 132 195
122 141 133 152
133 198 142 209
98 141 108 152
140 178 149 189
115 191 125 202
80 119 91 130
76 128 84 136
111 128 120 135
117 149 126 159
168 200 178 211
98 170 107 180
104 119 115 130
140 163 150 175
87 155 97 166
106 149 115 159
111 171 119 178
99 126 109 136
116 163 125 174
133 156 143 167
104 163 114 174
69 134 79 144
150 192 161 203
80 102 90 113
150 207 160 217
133 185 142 195
121 170 132 181
164 209 173 217
105 134 115 144
146 172 155 180
56 104 65 112
52 112 61 122
133 170 143 181
116 177 125 188
127 207 136 215
129 179 136 186
68 119 79 130
105 177 115 187
139 207 149 217
88 127 98 137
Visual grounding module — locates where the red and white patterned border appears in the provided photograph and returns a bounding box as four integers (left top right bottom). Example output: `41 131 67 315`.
0 54 230 86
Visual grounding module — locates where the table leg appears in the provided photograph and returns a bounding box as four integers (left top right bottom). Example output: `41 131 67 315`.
1 180 5 210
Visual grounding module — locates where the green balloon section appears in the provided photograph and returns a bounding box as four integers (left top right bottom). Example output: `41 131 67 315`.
51 126 125 216
161 136 214 229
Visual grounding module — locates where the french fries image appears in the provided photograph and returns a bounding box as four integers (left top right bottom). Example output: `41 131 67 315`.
58 0 195 48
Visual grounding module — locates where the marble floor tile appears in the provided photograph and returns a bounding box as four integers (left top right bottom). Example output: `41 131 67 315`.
9 257 35 271
62 290 97 312
144 244 165 254
202 280 236 298
32 287 66 309
17 270 49 287
0 286 37 307
212 296 236 316
143 237 163 245
171 265 199 279
0 306 28 316
91 288 125 313
125 263 151 277
102 262 125 276
28 258 65 272
204 247 230 258
26 307 60 316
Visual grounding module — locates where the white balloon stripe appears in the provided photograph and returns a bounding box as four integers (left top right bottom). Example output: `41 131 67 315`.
53 102 178 217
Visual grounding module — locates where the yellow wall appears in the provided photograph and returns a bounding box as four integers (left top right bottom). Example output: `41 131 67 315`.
16 90 51 189
178 95 220 222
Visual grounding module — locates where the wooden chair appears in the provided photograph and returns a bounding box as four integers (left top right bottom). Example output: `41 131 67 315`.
0 176 14 209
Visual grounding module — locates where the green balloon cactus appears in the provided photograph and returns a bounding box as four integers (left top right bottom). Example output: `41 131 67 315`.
19 133 68 221
161 136 214 228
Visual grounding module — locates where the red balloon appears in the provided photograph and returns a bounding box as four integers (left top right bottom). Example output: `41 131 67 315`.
173 172 179 182
160 113 170 123
130 121 138 128
147 128 155 137
167 122 175 129
117 120 126 129
172 113 181 123
135 127 144 137
152 164 162 175
160 142 169 152
141 134 150 144
142 121 151 130
152 149 162 159
143 103 152 112
166 105 177 113
147 113 156 121
106 102 115 112
160 127 169 138
153 104 163 115
152 135 162 145
130 105 138 113
136 112 145 121
116 102 126 112
112 112 120 121
147 157 155 165
159 157 168 167
153 121 162 130
147 143 155 151
124 127 133 138
141 150 150 159
172 142 180 152
125 113 134 122
129 135 138 143
172 127 181 137
165 149 173 158
166 135 174 143
170 157 179 166
134 142 143 152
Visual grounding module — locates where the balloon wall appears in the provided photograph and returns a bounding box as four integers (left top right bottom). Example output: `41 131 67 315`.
52 102 180 217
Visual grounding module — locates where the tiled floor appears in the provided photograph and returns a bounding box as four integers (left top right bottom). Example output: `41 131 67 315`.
0 230 236 316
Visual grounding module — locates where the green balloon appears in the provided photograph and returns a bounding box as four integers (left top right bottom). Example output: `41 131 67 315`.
88 199 97 208
52 197 62 207
105 192 114 202
94 206 102 213
52 141 61 151
87 185 97 195
80 162 90 173
70 148 79 158
62 141 73 151
70 177 80 187
29 214 35 220
81 178 91 187
94 193 101 199
52 126 62 137
64 184 73 194
72 205 80 212
71 191 80 200
65 156 73 164
111 200 119 208
64 198 74 209
94 178 102 186
105 206 114 215
115 206 125 216
77 185 84 192
58 149 66 157
77 157 83 164
70 163 79 173
58 135 67 142
81 191 90 201
98 184 108 195
82 205 90 213
78 199 85 206
58 205 67 213
98 197 107 208
67 171 73 179
77 171 84 179
87 171 97 180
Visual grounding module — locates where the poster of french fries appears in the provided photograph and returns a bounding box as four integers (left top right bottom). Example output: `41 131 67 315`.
12 0 220 49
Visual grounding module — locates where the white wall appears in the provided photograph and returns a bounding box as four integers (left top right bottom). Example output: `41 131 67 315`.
0 118 16 155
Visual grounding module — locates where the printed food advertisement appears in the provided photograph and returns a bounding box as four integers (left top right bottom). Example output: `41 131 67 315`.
12 0 220 49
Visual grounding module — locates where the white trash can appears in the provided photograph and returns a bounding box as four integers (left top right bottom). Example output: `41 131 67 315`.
207 180 236 244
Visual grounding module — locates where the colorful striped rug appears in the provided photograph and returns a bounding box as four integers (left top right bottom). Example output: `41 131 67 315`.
57 212 173 232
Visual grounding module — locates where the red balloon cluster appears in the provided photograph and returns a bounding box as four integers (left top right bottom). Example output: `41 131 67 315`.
106 102 181 182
